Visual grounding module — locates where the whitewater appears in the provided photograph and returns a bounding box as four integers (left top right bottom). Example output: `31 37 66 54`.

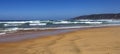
0 19 120 35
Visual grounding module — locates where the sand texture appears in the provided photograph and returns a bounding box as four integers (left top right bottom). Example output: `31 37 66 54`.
0 26 120 54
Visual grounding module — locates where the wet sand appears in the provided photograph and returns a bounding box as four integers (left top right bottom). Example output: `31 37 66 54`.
0 26 120 54
0 29 78 42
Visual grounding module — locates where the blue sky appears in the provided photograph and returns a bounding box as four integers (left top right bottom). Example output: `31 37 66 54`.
0 0 120 20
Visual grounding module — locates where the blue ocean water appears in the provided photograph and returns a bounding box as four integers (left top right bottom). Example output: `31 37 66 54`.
0 19 120 34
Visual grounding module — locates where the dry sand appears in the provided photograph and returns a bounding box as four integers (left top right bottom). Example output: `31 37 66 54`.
0 26 120 54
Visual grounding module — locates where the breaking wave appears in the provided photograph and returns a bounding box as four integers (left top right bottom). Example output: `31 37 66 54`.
0 19 120 35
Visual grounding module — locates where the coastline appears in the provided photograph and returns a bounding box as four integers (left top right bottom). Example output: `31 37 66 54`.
0 26 120 54
0 25 120 43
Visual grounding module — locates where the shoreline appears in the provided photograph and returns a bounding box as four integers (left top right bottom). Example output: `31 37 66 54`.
1 24 120 34
0 25 119 43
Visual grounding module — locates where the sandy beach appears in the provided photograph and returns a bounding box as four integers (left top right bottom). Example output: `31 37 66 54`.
0 26 120 54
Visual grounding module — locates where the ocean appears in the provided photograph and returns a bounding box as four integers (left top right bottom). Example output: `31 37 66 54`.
0 19 120 35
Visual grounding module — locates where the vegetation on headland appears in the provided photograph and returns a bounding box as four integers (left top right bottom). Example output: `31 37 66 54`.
72 13 120 20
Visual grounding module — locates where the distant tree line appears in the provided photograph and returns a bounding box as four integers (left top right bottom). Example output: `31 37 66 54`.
72 13 120 20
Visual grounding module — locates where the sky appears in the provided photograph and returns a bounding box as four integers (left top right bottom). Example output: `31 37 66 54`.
0 0 120 20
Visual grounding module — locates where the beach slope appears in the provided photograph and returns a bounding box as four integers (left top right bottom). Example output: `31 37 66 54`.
0 26 120 54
